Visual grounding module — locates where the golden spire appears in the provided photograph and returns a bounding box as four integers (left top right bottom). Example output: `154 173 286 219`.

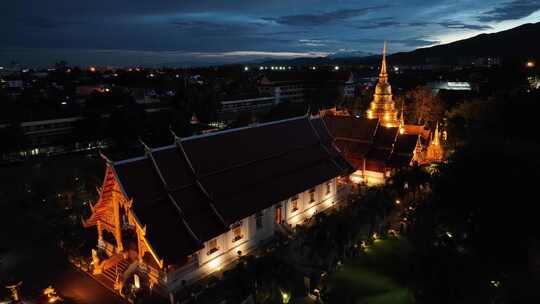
432 122 440 146
399 101 405 134
379 41 388 82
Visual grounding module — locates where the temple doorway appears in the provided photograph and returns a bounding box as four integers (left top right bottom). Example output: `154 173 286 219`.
275 206 282 225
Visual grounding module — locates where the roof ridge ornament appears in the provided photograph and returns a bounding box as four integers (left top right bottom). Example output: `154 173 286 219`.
138 137 151 152
305 105 311 117
169 125 180 141
99 150 113 164
173 131 229 228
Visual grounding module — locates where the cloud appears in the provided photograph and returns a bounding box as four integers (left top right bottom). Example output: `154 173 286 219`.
22 16 84 29
267 6 389 26
396 38 440 47
170 19 263 35
478 0 540 22
438 21 493 30
408 20 492 30
0 47 329 67
192 50 329 58
298 39 327 47
344 37 439 48
353 18 401 29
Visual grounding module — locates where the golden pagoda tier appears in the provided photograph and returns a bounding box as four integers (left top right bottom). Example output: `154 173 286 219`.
367 41 399 127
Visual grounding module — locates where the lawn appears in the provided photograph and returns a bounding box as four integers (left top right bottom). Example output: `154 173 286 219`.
326 237 415 304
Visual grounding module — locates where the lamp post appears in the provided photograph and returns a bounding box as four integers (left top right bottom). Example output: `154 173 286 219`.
5 281 22 302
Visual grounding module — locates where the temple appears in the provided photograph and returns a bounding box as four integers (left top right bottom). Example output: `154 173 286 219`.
319 43 445 184
83 116 353 298
367 41 399 127
322 114 422 184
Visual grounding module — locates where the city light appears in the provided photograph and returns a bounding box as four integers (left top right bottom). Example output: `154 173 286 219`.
43 286 61 303
334 65 340 71
89 66 96 72
244 66 249 71
526 61 535 68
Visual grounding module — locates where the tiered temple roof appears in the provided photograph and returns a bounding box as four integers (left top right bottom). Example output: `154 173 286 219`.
323 114 419 172
107 116 353 264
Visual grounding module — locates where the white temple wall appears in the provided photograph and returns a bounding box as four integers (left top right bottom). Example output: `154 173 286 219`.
166 177 342 290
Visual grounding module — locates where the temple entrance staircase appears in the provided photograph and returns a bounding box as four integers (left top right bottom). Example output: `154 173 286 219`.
97 254 131 291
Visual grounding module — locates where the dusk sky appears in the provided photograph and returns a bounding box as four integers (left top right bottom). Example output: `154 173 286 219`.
2 0 540 67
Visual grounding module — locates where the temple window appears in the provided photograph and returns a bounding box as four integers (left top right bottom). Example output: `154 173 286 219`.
232 225 243 242
309 188 316 203
207 239 219 255
256 212 263 230
291 195 299 212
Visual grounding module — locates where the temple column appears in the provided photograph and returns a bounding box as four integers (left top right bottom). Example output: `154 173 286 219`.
362 158 366 180
97 220 103 242
112 192 123 253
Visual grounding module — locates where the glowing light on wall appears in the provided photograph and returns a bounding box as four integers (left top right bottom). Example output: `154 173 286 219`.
134 274 140 289
208 258 221 270
350 171 363 184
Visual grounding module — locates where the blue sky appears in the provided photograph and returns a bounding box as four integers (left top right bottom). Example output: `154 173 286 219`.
1 0 539 67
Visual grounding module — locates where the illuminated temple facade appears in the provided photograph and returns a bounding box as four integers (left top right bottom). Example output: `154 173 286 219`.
322 114 422 185
367 41 399 127
83 116 353 298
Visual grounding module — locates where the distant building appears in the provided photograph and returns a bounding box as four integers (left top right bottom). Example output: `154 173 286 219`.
427 81 473 94
76 85 110 96
6 80 23 89
131 88 161 104
218 95 278 121
258 70 359 103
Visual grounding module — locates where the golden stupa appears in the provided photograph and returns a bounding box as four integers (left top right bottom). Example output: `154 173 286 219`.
367 41 398 127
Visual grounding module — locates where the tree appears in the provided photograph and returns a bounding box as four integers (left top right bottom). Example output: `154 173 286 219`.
405 86 445 125
343 86 372 116
407 147 540 303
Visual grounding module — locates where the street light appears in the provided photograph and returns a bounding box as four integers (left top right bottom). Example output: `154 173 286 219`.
281 291 290 303
526 61 535 68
